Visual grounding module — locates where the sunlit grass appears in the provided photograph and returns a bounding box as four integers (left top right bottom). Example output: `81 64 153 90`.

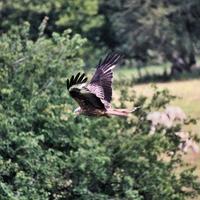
133 79 200 120
116 62 171 80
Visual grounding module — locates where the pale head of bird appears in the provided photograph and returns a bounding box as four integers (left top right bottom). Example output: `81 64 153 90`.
74 107 82 115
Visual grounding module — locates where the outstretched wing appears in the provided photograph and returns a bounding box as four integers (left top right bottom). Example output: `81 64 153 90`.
67 72 105 110
87 53 121 107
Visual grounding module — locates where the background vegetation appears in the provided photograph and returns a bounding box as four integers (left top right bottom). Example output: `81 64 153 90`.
0 1 200 199
1 0 200 74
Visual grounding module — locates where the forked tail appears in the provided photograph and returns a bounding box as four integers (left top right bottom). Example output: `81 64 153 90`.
106 107 139 117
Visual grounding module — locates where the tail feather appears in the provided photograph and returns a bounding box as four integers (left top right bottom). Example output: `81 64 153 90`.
106 107 139 117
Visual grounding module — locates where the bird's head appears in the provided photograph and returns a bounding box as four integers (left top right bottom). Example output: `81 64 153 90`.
74 107 82 115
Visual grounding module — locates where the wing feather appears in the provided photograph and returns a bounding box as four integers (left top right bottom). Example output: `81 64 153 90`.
66 72 88 90
87 52 122 104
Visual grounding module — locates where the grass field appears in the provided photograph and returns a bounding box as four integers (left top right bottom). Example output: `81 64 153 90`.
133 79 200 122
133 80 200 179
116 63 171 81
116 66 200 129
116 66 200 198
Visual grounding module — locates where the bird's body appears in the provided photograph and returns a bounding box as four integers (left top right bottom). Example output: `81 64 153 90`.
67 53 136 117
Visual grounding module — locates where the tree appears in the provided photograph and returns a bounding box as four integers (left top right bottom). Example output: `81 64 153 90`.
100 0 200 73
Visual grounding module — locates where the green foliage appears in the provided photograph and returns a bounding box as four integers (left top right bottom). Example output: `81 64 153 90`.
0 0 106 69
0 23 200 199
0 0 103 40
3 0 200 73
100 0 200 66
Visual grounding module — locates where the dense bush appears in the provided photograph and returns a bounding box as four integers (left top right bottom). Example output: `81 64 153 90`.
0 0 106 68
0 0 103 39
0 23 200 200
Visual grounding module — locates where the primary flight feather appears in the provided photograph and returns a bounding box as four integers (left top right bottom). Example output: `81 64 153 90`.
67 52 136 117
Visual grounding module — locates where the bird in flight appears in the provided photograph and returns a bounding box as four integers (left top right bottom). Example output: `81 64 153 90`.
67 53 137 117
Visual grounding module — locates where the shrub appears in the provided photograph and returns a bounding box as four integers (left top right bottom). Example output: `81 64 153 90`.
0 23 200 200
0 0 103 39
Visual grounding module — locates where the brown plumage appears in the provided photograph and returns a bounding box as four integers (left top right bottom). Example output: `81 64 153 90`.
67 52 137 117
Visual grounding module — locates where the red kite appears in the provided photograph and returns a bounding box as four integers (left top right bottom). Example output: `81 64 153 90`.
67 53 137 117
